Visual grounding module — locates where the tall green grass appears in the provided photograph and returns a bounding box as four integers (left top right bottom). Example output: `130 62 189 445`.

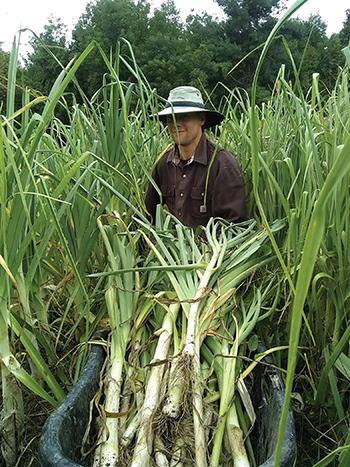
0 37 162 465
1 8 350 464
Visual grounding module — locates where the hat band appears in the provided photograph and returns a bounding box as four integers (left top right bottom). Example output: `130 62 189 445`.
164 101 205 110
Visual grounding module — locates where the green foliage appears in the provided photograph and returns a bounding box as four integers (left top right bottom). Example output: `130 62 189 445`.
13 0 350 109
71 0 151 96
2 7 350 461
339 9 350 47
0 48 10 109
25 18 71 96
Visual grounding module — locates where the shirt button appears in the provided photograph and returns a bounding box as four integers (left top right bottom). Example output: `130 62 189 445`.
178 212 182 216
183 174 186 178
180 193 184 197
201 193 204 196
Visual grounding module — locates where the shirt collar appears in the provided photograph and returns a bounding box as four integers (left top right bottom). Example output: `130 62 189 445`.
166 133 208 166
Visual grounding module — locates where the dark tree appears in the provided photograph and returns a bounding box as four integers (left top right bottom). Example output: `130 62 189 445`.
22 0 346 108
71 0 151 97
0 47 11 111
139 0 184 98
339 9 350 47
25 17 71 96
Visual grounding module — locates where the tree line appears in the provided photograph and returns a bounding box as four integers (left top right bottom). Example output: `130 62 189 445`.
1 0 350 111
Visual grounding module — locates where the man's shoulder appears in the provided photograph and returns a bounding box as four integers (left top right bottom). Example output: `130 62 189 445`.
206 138 239 166
157 146 174 164
152 146 175 176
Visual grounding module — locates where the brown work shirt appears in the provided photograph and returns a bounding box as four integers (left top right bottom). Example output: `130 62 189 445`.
145 134 247 230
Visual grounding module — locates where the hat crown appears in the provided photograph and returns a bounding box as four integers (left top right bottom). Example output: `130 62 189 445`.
167 86 204 107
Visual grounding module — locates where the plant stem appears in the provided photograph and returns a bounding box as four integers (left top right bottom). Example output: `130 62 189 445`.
130 304 179 466
182 237 222 467
92 355 123 467
226 404 250 467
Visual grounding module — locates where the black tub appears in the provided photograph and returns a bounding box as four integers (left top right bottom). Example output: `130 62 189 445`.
38 336 106 467
38 341 296 466
250 344 297 467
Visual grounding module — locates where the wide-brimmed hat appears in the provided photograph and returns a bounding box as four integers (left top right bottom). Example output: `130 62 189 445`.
155 86 224 129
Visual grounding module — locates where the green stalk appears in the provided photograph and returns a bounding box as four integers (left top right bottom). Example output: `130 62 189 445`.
275 135 350 466
1 364 23 466
131 303 180 466
93 217 139 466
92 285 124 467
209 291 262 466
181 223 226 467
209 327 240 467
250 0 310 292
226 404 250 467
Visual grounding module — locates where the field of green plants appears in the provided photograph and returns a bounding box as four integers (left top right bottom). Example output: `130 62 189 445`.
1 2 350 465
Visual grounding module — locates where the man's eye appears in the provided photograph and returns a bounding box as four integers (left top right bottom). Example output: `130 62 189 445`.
167 114 191 123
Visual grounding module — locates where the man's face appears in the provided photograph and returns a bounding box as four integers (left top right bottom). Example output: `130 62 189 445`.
167 112 205 147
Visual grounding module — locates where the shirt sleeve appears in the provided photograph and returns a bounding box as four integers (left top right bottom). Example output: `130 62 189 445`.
211 152 247 223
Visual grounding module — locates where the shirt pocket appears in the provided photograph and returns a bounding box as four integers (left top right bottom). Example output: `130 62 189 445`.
161 185 175 211
191 186 213 218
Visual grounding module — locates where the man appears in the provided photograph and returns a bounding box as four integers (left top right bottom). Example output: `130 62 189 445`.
145 86 247 231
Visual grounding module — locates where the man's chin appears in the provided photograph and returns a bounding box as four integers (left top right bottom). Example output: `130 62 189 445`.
173 136 187 146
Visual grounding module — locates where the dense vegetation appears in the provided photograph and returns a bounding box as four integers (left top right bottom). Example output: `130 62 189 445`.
1 0 350 466
0 0 350 109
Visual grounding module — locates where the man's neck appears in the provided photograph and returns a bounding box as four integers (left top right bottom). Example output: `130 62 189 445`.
178 133 203 161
